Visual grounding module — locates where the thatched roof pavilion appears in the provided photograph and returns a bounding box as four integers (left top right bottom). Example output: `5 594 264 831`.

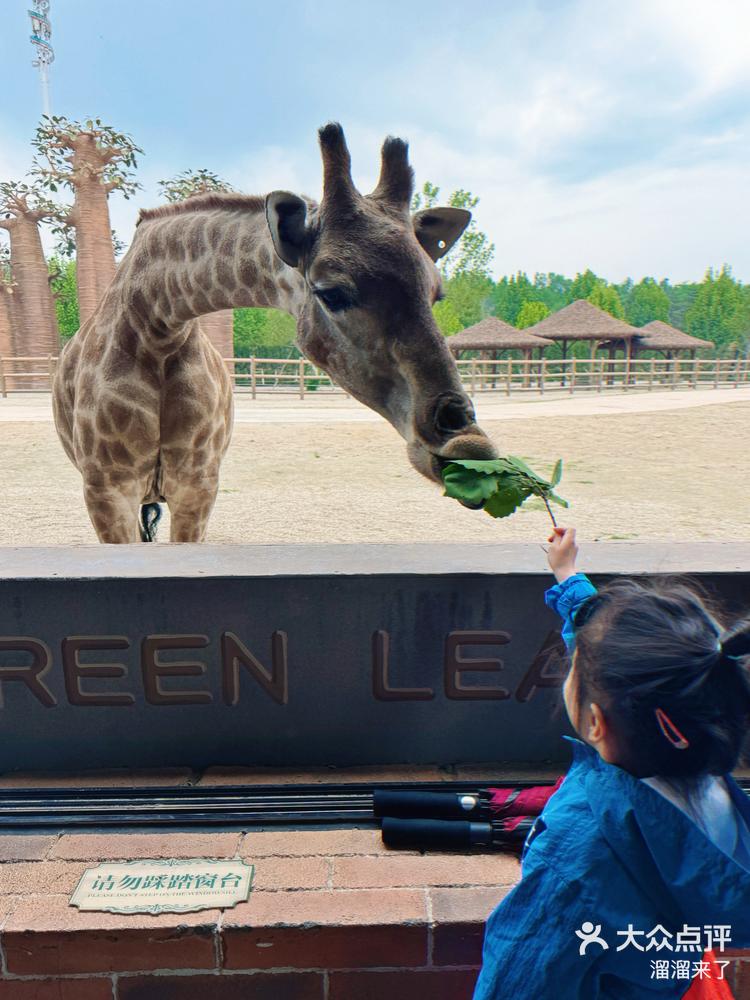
447 317 554 356
632 321 714 354
599 320 714 358
526 299 640 359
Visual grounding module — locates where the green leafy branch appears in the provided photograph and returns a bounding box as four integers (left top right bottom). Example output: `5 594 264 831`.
442 457 568 525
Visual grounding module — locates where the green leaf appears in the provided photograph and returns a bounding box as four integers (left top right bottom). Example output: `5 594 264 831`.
505 455 541 478
506 456 554 490
442 463 500 506
443 458 514 475
441 453 568 522
483 482 528 518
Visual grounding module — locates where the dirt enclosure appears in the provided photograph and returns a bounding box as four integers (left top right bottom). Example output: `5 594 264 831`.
0 391 748 545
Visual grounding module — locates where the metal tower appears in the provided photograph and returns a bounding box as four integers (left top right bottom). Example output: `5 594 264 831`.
29 0 54 117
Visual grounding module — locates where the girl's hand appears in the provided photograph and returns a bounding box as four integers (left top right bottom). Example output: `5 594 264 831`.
547 527 579 584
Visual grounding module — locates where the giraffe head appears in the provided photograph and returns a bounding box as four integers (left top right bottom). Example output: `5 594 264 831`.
265 123 497 483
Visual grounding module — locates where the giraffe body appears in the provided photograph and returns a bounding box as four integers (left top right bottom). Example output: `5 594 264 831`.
54 126 498 543
53 316 235 541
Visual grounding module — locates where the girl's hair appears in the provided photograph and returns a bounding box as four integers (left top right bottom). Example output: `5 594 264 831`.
571 579 750 780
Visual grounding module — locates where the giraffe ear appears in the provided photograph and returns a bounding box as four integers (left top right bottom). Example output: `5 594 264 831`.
412 208 471 262
265 192 310 268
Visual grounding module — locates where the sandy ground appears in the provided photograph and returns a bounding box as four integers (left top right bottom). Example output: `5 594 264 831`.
0 388 748 545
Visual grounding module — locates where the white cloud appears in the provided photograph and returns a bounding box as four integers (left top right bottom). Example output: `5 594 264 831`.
645 0 750 98
2 1 749 281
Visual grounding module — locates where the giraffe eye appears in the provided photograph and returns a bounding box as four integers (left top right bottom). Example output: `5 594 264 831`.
314 287 356 313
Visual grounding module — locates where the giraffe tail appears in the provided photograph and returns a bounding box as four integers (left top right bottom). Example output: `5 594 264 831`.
139 503 163 542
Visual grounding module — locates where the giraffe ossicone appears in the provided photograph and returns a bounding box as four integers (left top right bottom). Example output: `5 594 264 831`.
53 123 498 543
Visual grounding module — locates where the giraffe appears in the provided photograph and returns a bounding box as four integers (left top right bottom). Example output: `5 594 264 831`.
52 123 498 543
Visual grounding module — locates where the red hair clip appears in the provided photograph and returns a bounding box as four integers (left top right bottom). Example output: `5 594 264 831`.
654 708 690 750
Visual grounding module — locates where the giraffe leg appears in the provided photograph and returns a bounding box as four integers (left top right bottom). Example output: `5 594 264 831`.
164 473 220 543
82 478 146 544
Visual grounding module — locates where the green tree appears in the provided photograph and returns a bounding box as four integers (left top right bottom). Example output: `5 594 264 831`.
48 256 79 339
264 309 297 347
444 272 494 328
661 279 699 330
587 281 624 319
489 272 535 324
445 189 495 277
234 309 268 355
533 272 571 313
516 300 551 328
411 182 494 278
625 277 670 327
569 269 601 302
432 299 462 336
158 168 234 202
233 307 297 355
686 266 749 354
33 116 142 323
410 181 440 212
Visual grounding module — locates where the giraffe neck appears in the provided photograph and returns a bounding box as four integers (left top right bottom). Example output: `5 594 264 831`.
108 197 307 344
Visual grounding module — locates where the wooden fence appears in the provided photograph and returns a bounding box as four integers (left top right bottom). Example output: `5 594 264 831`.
1 354 748 399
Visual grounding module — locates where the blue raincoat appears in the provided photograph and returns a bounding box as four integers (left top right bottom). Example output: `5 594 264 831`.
473 574 750 1000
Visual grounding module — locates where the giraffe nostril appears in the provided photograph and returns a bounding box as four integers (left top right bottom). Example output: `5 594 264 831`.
433 396 474 435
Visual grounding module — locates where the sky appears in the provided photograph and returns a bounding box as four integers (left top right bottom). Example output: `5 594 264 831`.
2 0 749 283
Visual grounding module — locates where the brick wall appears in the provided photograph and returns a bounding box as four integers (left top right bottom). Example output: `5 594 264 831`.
0 829 516 1000
0 830 746 999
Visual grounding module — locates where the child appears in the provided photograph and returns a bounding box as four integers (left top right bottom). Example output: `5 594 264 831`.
473 527 750 1000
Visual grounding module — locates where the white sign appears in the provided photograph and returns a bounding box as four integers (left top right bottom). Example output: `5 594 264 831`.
69 858 254 915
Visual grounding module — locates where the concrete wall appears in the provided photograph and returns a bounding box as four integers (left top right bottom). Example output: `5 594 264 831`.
0 543 748 772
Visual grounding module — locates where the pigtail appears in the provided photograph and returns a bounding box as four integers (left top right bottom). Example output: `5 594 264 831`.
721 619 750 662
720 620 750 742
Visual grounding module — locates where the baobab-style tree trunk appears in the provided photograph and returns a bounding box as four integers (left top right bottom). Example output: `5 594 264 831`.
0 245 15 388
0 280 20 391
157 169 236 360
0 281 17 356
0 183 59 360
33 116 142 324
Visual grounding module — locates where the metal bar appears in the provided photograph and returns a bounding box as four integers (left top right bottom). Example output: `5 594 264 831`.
0 778 744 830
0 779 561 830
0 779 550 800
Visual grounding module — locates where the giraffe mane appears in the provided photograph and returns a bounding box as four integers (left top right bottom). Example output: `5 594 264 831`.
136 192 266 226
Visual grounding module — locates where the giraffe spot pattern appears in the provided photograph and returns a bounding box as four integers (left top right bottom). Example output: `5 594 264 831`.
109 440 133 466
165 227 187 262
216 258 236 293
262 276 276 302
187 221 207 260
239 258 258 288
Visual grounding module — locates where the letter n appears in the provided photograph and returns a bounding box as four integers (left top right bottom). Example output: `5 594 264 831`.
221 631 288 706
